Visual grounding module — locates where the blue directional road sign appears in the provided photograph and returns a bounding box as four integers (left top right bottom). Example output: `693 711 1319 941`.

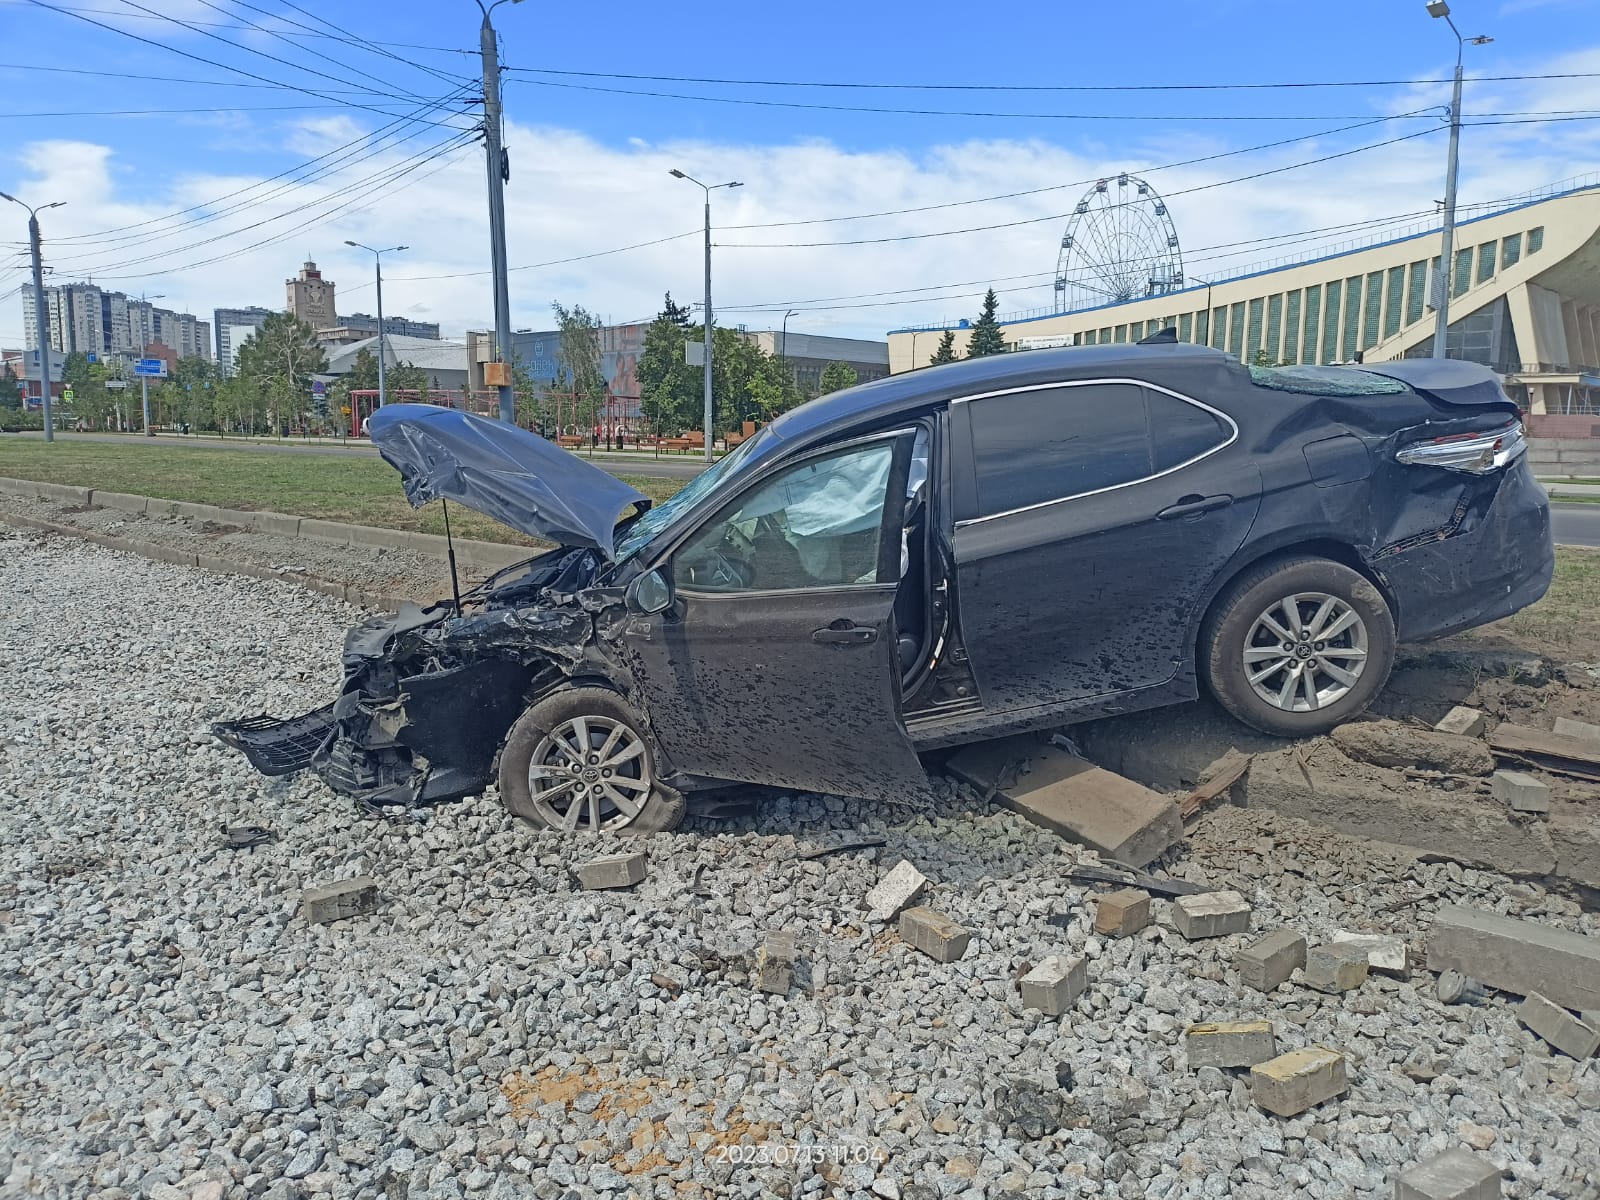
134 358 167 377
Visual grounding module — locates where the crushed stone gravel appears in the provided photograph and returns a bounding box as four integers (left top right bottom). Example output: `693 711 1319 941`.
2 528 1598 1200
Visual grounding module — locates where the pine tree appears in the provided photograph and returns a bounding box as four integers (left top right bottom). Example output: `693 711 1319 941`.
964 289 1008 357
929 330 958 365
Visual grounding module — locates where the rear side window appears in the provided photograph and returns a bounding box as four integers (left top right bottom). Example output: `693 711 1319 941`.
965 383 1233 517
1149 390 1231 471
967 383 1149 517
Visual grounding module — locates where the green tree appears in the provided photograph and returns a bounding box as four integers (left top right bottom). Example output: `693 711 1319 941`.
929 330 958 365
965 289 1008 358
1250 348 1280 368
819 361 859 395
236 312 327 431
637 294 703 434
0 363 22 410
552 300 606 436
62 351 95 395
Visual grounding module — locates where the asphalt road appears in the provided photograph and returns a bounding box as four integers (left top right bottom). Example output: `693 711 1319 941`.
1551 503 1600 548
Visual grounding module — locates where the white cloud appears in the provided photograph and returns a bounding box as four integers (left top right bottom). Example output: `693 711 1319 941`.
3 55 1598 349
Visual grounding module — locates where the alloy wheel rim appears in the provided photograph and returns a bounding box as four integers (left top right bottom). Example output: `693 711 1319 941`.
528 716 653 833
1243 591 1369 713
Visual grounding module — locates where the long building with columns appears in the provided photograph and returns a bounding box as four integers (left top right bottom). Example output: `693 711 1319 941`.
888 179 1600 418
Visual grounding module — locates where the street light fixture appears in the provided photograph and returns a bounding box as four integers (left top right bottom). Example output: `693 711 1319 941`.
1186 276 1218 345
1426 1 1493 359
136 291 165 436
779 308 798 391
1 191 66 441
670 169 743 461
346 241 408 408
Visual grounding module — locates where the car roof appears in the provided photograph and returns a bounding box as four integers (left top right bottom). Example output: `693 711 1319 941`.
769 342 1243 447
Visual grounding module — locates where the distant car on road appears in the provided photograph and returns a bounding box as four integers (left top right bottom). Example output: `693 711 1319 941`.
216 343 1552 833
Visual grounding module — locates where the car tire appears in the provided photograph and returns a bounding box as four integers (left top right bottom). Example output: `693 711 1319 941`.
1201 556 1396 737
497 686 686 834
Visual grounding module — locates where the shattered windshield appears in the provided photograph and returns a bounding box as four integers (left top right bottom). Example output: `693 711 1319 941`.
612 429 774 563
1248 365 1408 396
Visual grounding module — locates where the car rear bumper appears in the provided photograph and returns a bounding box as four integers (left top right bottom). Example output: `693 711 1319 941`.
1380 459 1553 643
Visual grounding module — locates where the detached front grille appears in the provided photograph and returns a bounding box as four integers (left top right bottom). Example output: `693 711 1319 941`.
211 705 336 776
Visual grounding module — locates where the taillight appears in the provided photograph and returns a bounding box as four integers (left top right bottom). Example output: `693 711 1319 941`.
1395 420 1526 474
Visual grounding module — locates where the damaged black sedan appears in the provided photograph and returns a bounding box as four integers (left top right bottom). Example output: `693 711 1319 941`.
216 342 1552 833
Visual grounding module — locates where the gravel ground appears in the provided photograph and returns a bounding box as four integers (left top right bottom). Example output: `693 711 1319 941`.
0 493 476 600
3 528 1599 1200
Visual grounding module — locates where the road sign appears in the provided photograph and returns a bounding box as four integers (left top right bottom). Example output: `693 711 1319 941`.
311 380 326 395
105 379 128 390
135 358 167 377
685 341 705 366
86 353 97 364
63 388 74 403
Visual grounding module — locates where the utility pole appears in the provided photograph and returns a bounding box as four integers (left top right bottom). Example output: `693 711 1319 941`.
670 170 742 461
1426 2 1492 359
137 291 165 436
346 241 407 407
780 308 798 390
476 0 521 423
1 192 65 442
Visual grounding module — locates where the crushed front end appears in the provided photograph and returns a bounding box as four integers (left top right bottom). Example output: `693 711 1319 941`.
214 547 605 808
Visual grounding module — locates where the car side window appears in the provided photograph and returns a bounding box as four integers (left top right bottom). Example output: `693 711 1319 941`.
675 441 895 593
966 383 1149 517
1148 389 1231 472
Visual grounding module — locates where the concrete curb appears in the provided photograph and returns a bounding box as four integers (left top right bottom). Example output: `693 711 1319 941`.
0 475 532 573
0 509 413 613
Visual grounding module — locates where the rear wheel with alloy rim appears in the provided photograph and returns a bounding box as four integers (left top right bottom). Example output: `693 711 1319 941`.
1202 557 1395 737
497 687 686 834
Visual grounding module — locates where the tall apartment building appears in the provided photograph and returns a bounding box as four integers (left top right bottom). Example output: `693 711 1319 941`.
214 306 275 377
319 311 440 342
286 260 336 328
21 283 211 364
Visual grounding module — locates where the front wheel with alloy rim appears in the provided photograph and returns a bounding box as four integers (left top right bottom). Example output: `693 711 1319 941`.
1201 556 1396 737
497 687 686 834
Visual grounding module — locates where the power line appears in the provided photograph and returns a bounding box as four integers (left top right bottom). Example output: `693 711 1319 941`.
341 230 704 293
720 129 1443 249
513 77 1438 122
266 0 477 92
1 103 472 118
37 3 475 55
0 62 419 96
508 66 1600 92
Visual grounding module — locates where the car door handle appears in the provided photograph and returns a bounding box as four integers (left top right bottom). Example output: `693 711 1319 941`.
1157 493 1233 521
812 623 878 646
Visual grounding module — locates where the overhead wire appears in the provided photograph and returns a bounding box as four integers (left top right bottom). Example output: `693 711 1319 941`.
267 0 479 91
0 62 423 96
33 3 476 55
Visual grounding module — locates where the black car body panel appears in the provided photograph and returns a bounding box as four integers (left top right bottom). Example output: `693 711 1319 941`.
214 345 1554 809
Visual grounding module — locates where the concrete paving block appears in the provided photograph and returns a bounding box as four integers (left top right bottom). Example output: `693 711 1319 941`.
1237 929 1308 993
1302 943 1370 993
1019 955 1087 1017
298 518 353 545
1552 716 1600 743
1331 931 1410 978
167 500 229 524
1426 904 1600 1011
249 510 302 538
1249 1047 1348 1117
944 737 1183 867
301 877 378 924
576 852 646 891
1172 891 1251 940
1185 1020 1278 1069
1518 992 1600 1060
28 480 94 505
1094 888 1151 938
899 906 970 963
1394 1148 1503 1200
756 930 796 995
1434 707 1488 738
90 489 149 515
345 523 413 552
405 530 452 557
1491 770 1550 814
866 860 928 922
302 577 349 601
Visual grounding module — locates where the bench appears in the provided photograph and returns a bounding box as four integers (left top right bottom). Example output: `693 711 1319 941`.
658 437 694 453
556 434 586 449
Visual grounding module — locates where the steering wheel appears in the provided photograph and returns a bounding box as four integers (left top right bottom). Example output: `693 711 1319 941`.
682 544 754 590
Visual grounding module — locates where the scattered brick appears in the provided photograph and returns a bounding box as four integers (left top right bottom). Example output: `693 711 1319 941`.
1248 1047 1349 1117
1185 1020 1278 1069
1518 992 1600 1060
301 877 378 925
1237 929 1307 993
1172 890 1251 940
1427 904 1600 1012
576 852 647 891
899 906 971 963
1490 770 1550 814
1020 955 1087 1017
1330 931 1410 978
1394 1147 1503 1200
865 860 928 922
1434 707 1488 738
1552 715 1600 742
1301 943 1369 993
756 929 797 996
1094 888 1150 938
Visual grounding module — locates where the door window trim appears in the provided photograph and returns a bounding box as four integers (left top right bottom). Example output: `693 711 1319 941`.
665 426 918 599
953 377 1239 528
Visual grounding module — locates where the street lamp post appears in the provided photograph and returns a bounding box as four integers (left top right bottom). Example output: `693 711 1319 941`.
779 308 798 391
345 241 407 408
1186 277 1217 345
475 0 523 423
1426 2 1493 359
136 291 165 436
1 191 65 442
670 169 742 462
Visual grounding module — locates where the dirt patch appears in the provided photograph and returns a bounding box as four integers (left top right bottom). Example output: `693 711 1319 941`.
1329 719 1495 774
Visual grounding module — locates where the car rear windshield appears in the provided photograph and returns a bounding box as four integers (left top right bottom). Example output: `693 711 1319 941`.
1248 365 1408 396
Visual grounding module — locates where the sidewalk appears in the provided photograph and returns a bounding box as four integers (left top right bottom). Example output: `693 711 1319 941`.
1541 480 1600 497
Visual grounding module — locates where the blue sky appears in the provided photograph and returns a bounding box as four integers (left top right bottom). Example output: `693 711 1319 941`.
3 0 1598 345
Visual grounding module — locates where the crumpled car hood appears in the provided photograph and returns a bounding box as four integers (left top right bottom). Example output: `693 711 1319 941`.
367 404 650 558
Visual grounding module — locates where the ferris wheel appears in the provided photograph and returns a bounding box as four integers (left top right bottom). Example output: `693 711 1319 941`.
1053 174 1184 313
